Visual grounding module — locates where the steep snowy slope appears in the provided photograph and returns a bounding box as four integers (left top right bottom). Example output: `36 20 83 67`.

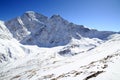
0 21 31 65
0 34 120 80
0 21 12 39
5 11 116 47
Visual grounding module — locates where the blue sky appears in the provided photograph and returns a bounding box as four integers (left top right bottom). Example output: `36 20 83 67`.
0 0 120 31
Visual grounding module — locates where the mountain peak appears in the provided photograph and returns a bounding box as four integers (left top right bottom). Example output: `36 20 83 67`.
23 11 48 20
24 11 38 19
25 11 36 14
50 14 63 20
51 14 61 18
24 11 37 18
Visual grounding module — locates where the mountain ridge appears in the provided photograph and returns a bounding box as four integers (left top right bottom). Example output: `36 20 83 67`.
5 11 116 47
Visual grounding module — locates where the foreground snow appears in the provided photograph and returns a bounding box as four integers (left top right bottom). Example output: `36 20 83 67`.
0 34 120 80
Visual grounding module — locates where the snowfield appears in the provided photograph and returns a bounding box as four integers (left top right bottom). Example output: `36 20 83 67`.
0 11 120 80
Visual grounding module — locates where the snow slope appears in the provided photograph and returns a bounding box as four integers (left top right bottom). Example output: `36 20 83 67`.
0 21 32 65
0 34 120 80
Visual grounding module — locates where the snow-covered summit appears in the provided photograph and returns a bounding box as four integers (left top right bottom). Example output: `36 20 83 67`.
25 11 36 14
23 11 48 22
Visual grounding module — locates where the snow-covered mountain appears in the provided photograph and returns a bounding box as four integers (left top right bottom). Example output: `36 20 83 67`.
0 11 120 80
5 11 115 47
